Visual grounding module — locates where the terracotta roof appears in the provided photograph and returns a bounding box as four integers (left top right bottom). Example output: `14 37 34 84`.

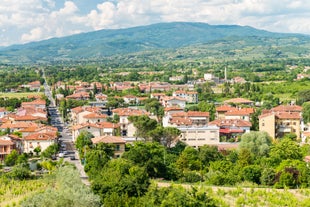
225 109 253 116
66 91 90 99
272 105 302 112
276 112 301 119
187 111 210 117
112 108 149 116
223 98 253 104
97 122 119 128
22 99 46 106
162 96 186 101
220 128 244 134
0 122 38 129
164 107 183 112
170 117 193 126
71 106 84 114
0 139 14 146
216 105 237 112
14 115 47 121
209 119 252 127
92 135 126 144
24 132 57 141
72 123 103 130
83 113 108 119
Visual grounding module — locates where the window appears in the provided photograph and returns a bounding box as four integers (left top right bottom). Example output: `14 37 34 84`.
29 142 33 148
262 123 265 126
116 145 120 151
210 138 217 140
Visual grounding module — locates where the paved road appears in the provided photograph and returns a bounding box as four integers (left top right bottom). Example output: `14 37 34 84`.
42 68 90 186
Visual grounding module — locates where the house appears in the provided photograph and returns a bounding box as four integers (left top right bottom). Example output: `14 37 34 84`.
150 93 166 101
224 108 254 122
165 111 210 127
0 136 14 161
172 90 198 103
83 112 108 124
70 106 101 125
112 108 149 137
0 107 9 118
66 91 90 100
259 111 301 139
91 135 126 158
209 119 252 141
23 132 57 154
216 105 237 119
0 122 39 133
21 99 46 110
178 125 220 148
72 122 119 142
162 96 186 109
21 81 41 91
123 95 138 105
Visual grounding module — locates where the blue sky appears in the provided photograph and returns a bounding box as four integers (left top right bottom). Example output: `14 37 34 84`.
1 0 310 46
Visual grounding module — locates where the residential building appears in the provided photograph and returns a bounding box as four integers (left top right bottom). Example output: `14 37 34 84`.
91 135 126 158
23 132 57 154
178 125 220 148
172 90 198 103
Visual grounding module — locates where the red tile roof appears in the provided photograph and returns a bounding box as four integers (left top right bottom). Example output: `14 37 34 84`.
83 113 108 119
216 105 237 112
92 136 126 144
112 108 149 116
24 132 57 141
272 105 302 112
209 119 252 127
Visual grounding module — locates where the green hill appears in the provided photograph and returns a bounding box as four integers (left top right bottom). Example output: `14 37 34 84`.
0 22 309 64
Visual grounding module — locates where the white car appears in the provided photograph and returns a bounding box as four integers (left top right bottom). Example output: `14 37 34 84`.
58 153 64 158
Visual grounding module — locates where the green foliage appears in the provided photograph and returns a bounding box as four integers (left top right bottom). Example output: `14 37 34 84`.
91 158 150 201
75 130 94 157
21 166 101 207
241 165 262 184
260 168 276 186
128 115 158 140
239 131 272 157
122 142 167 178
4 150 19 166
302 102 310 124
269 138 303 164
297 89 310 105
41 144 59 159
198 145 223 168
9 164 31 180
176 146 201 171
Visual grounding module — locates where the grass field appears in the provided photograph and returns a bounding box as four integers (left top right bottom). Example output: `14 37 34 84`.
0 92 44 99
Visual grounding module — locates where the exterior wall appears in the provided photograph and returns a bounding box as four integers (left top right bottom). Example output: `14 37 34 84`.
23 140 56 153
73 127 102 142
77 111 92 124
276 118 301 139
113 143 126 158
178 126 220 148
259 114 276 139
225 115 250 121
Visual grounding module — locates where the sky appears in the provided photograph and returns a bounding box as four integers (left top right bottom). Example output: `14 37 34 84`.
1 0 310 47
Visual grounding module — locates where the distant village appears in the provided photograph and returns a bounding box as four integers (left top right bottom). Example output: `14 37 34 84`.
0 72 309 161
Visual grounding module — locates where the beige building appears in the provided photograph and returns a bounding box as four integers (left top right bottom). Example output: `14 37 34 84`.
91 135 126 158
178 126 220 148
259 112 301 139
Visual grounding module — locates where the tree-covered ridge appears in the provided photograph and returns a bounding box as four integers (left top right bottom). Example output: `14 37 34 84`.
0 22 309 64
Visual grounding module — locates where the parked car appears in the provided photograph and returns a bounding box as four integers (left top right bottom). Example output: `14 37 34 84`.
70 156 76 160
58 153 64 158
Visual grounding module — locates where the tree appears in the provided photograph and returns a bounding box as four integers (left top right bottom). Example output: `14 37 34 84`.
269 138 303 164
162 127 181 148
4 149 19 166
75 131 94 153
33 146 41 156
242 165 262 184
144 98 164 121
176 146 201 171
41 144 59 159
198 145 223 167
122 142 167 178
128 115 158 141
239 131 272 157
302 102 310 124
297 89 310 105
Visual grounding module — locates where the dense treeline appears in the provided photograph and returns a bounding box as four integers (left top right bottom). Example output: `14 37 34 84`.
74 131 310 206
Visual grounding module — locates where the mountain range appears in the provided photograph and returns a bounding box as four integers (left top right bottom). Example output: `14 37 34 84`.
0 22 309 64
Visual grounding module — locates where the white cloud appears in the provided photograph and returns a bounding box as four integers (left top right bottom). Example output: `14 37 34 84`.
21 27 43 42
